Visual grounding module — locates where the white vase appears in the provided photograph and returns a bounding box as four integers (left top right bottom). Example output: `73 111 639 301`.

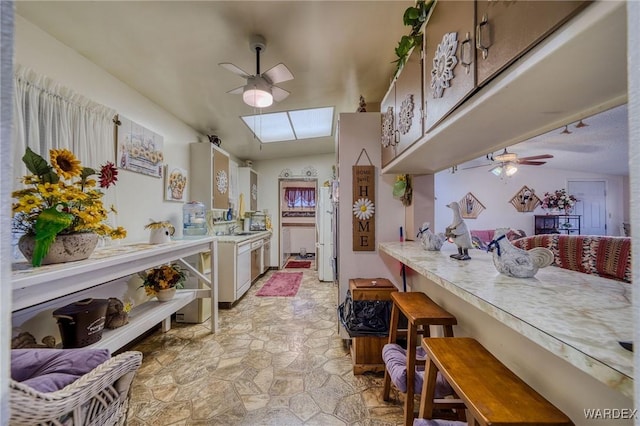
156 287 176 302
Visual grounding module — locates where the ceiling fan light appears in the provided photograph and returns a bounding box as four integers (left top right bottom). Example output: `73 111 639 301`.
243 88 273 108
505 162 518 176
489 165 503 176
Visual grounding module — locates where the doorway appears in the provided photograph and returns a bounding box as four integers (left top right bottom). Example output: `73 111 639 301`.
568 180 607 235
278 178 318 269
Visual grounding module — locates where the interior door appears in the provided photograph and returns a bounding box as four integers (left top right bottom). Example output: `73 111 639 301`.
568 180 606 235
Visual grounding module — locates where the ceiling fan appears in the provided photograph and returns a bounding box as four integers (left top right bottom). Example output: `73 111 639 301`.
463 148 554 177
219 35 294 108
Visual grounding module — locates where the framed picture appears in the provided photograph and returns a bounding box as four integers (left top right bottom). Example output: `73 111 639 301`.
115 115 164 178
164 165 187 202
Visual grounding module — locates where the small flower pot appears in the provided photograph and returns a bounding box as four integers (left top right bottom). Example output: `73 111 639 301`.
156 287 176 302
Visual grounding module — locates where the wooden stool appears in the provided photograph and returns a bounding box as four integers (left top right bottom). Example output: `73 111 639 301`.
382 292 457 426
419 337 574 426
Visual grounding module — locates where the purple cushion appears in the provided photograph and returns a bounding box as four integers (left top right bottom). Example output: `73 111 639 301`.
382 343 452 397
11 349 110 393
414 420 467 426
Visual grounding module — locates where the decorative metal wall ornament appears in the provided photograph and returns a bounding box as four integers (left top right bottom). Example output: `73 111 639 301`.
398 94 414 135
216 170 228 194
431 32 459 99
251 183 258 201
278 166 318 179
459 192 485 219
381 106 396 147
510 185 541 212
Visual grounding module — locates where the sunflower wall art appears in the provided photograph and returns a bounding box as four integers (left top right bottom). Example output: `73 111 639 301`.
352 152 376 251
164 165 188 202
115 115 164 178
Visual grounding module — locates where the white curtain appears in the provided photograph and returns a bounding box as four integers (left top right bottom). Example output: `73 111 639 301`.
11 65 119 245
12 65 116 183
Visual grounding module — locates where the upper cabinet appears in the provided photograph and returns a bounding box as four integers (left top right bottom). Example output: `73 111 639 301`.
475 0 589 86
381 46 424 168
424 0 476 132
238 167 258 211
382 1 622 175
190 143 230 210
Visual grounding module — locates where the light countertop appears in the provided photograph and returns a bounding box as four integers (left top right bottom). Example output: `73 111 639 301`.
214 230 272 244
379 241 633 398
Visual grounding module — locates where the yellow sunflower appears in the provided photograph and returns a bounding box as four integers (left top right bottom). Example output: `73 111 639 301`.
50 149 82 180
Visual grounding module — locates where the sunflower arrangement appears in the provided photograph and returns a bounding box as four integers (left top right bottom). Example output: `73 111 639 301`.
139 263 187 296
12 147 127 239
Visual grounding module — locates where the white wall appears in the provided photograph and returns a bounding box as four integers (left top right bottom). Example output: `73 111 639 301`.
14 15 201 242
433 165 628 238
253 153 335 267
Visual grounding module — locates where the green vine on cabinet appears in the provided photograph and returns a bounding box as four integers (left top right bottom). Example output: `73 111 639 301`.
393 0 435 77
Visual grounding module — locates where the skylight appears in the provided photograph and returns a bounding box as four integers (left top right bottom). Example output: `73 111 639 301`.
241 106 335 143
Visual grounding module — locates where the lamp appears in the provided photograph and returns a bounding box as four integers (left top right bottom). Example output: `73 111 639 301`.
242 76 273 108
504 162 518 176
489 165 503 176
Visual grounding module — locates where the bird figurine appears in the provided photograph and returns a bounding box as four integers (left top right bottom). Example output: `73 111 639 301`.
444 201 473 260
487 228 554 278
416 222 445 251
31 203 74 267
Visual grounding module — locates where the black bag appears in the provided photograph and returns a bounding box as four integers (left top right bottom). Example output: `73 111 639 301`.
338 290 391 337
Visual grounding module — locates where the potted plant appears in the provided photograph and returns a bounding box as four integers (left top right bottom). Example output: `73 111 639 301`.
12 147 127 266
139 263 187 302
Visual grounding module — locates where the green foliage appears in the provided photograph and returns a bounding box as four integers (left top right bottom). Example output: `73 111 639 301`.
393 0 435 77
22 147 58 184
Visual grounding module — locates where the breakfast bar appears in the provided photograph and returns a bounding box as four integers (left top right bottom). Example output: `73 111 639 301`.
379 240 633 423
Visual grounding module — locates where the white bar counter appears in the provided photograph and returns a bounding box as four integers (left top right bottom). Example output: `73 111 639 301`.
379 241 633 401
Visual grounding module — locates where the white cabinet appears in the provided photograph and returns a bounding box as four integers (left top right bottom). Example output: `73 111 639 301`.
218 241 251 306
190 143 230 210
238 167 258 211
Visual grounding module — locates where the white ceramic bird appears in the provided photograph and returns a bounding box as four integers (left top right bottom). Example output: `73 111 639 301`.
487 228 554 278
445 201 473 260
416 222 445 251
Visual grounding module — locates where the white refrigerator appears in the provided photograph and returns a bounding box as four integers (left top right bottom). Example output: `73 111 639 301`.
316 187 334 282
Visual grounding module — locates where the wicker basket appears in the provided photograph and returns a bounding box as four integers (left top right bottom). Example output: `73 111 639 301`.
53 299 109 348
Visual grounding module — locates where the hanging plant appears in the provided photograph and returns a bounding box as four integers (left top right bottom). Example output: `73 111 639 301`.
392 0 435 77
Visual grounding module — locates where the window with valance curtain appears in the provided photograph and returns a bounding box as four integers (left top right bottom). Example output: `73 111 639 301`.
284 187 316 209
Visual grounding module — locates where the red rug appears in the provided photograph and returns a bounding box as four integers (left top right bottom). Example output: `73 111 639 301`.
256 272 303 297
285 260 311 269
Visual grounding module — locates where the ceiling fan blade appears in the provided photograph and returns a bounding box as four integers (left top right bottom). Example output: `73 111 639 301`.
226 86 244 95
519 154 554 161
263 63 294 84
219 63 251 79
518 160 547 166
272 86 290 102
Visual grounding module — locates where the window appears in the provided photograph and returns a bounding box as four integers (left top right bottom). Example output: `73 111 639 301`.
284 187 316 209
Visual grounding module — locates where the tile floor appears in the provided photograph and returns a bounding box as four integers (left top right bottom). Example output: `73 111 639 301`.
125 263 407 425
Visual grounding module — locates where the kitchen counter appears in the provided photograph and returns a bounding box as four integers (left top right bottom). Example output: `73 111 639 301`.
379 241 633 399
214 230 272 244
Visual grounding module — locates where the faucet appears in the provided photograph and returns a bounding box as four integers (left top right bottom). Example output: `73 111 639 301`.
228 225 238 235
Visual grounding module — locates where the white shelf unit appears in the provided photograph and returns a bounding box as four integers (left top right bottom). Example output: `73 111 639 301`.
12 237 219 351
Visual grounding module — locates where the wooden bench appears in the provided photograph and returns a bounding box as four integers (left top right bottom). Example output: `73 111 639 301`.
419 337 574 426
382 292 457 426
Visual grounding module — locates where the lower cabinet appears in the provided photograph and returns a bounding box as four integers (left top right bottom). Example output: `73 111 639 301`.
219 241 251 306
218 233 272 307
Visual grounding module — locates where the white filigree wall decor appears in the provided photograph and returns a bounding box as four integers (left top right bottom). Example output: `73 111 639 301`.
279 167 318 179
431 32 459 99
216 170 228 194
381 106 395 147
251 183 258 201
398 94 414 135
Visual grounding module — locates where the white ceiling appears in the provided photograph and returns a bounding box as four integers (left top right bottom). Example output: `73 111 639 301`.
15 1 629 174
